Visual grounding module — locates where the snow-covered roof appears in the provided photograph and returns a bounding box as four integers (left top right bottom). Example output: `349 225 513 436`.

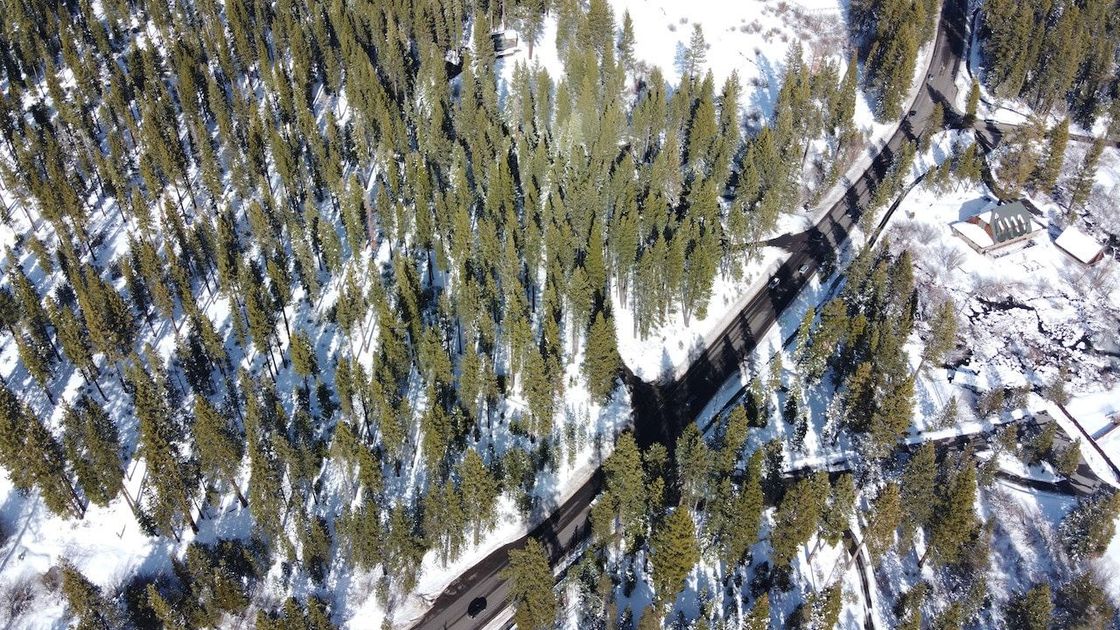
1055 226 1105 265
951 220 994 248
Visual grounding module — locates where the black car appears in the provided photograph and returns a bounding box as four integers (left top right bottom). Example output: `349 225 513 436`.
908 109 917 117
468 596 488 618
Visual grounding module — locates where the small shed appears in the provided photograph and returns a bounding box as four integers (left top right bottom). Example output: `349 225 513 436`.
1055 226 1105 266
491 30 519 58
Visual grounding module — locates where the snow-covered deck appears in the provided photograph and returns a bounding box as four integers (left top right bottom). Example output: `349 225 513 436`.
950 219 995 250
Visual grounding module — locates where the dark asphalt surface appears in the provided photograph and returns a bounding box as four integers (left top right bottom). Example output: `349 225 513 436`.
411 1 971 627
629 0 970 450
972 118 1120 152
409 470 603 629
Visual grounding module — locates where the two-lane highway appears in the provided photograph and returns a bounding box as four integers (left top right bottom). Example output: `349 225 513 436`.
411 0 970 625
412 472 602 629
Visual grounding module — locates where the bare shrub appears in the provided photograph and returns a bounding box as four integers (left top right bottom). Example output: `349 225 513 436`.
914 222 939 243
934 243 968 274
0 575 39 626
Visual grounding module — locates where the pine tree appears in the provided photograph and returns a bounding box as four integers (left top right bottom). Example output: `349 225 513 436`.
459 448 498 545
649 507 700 608
871 21 919 120
795 308 815 367
794 584 842 629
1035 118 1069 193
865 482 902 561
807 298 847 381
604 432 646 547
62 396 123 507
147 584 187 630
337 497 383 571
51 301 103 398
744 593 771 630
583 0 615 56
61 562 114 629
1069 136 1104 212
921 102 945 152
831 56 858 132
965 78 980 123
15 332 53 397
770 474 826 568
503 538 557 630
718 405 748 474
821 473 856 545
0 387 32 493
128 360 197 536
1044 363 1071 406
290 330 318 386
192 396 246 505
923 300 957 365
1007 583 1053 630
583 311 621 402
927 458 979 565
26 416 83 518
713 73 741 181
675 424 711 509
769 352 783 392
1056 439 1082 478
901 442 937 536
303 516 333 584
954 142 983 185
686 74 718 177
869 376 914 453
618 12 636 74
684 25 707 77
1060 489 1120 561
720 459 763 567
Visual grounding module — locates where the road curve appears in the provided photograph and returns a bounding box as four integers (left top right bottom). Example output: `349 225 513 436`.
411 0 970 626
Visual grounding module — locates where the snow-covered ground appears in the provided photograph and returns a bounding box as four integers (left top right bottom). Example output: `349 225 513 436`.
678 125 1120 627
612 248 786 382
1064 390 1120 474
599 0 945 383
610 0 846 118
391 385 631 627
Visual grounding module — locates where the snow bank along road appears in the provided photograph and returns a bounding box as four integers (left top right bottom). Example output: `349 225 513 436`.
410 0 971 626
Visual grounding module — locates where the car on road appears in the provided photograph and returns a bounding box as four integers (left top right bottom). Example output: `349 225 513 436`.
796 263 810 276
768 277 780 289
908 109 917 117
468 596 487 618
927 73 933 80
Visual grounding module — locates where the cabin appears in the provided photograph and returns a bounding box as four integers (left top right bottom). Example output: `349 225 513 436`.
1054 225 1106 266
951 200 1045 256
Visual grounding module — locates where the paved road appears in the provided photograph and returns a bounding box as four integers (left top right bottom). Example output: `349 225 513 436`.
630 0 969 449
411 1 970 626
410 470 602 629
972 118 1120 152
